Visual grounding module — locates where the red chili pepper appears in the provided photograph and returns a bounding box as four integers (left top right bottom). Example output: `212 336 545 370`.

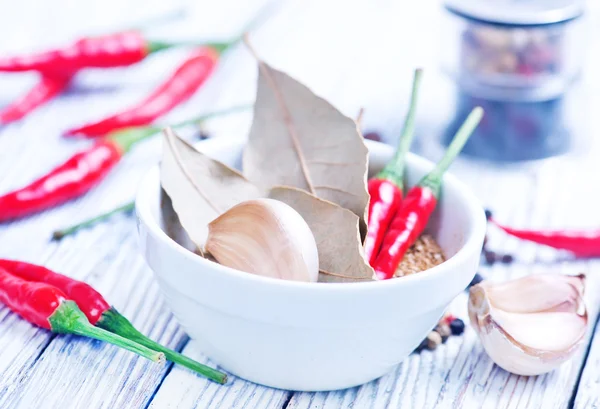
65 47 221 137
0 126 154 222
0 266 163 362
0 260 227 384
365 69 422 264
487 211 600 257
0 31 225 73
372 107 484 279
0 72 73 125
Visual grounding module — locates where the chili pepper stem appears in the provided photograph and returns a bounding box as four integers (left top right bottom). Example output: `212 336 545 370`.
419 107 483 197
146 0 278 57
48 301 165 363
108 105 251 153
377 68 423 187
98 308 227 384
52 201 135 240
169 104 251 129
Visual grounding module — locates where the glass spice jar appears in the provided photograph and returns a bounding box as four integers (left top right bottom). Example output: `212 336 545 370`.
443 0 586 101
441 0 586 161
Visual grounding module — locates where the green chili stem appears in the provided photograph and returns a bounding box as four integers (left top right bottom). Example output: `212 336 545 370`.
52 202 136 241
170 104 251 129
147 1 279 56
377 68 423 188
147 41 233 55
109 105 251 153
419 106 484 197
49 301 165 363
98 308 227 384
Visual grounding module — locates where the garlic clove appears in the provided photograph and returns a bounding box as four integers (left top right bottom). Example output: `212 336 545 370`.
485 274 585 314
468 274 588 376
492 309 587 352
205 198 319 282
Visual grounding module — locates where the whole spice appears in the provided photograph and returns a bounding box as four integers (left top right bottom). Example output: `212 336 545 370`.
426 331 443 350
0 107 246 223
0 259 227 383
449 318 465 335
0 73 73 125
487 210 600 257
0 31 230 73
484 250 498 265
372 107 484 280
364 69 423 264
363 131 382 142
0 266 164 363
205 198 319 282
414 313 466 353
52 201 135 240
469 273 587 375
65 47 224 137
436 323 451 342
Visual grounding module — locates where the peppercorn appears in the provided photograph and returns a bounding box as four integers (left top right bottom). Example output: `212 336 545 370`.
469 273 484 288
426 331 442 350
436 324 451 343
501 254 514 264
363 131 382 142
450 318 465 335
484 250 497 265
197 126 211 140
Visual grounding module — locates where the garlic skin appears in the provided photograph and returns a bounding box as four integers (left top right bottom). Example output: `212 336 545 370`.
205 198 319 282
468 274 587 376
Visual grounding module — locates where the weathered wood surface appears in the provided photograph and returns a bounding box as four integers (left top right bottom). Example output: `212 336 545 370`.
0 0 599 408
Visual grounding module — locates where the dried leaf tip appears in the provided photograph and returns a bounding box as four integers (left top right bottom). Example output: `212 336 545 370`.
244 36 317 196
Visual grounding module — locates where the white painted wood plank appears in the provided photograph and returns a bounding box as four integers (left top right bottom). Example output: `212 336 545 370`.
147 344 291 409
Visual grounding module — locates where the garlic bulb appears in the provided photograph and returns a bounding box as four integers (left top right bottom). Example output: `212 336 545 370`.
468 274 587 376
205 198 319 282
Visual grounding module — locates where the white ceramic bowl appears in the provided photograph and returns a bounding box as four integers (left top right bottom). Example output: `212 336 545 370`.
135 138 485 391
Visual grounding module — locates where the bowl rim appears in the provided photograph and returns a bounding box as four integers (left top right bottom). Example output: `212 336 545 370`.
136 139 486 293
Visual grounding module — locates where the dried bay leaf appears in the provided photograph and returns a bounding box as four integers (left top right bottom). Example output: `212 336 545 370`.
268 186 374 283
243 59 369 234
160 128 262 249
160 187 195 252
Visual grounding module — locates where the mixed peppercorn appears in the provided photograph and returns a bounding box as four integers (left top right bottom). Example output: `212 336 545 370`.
414 314 466 353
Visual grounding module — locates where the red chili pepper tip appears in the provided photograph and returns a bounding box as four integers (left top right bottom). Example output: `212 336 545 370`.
64 47 220 138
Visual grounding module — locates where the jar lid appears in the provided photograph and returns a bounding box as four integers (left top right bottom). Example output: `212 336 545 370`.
445 0 585 25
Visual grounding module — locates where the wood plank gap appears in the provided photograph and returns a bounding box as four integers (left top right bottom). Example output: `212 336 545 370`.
281 393 294 409
568 312 600 408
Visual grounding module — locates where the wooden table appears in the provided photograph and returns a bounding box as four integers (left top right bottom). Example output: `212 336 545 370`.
1 0 600 407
